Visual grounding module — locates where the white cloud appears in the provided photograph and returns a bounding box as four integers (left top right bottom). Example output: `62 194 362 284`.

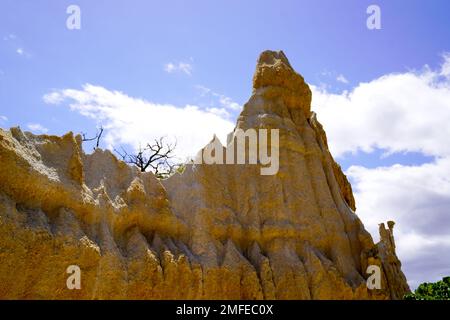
2 34 30 57
178 63 193 75
164 63 176 73
195 85 242 112
3 34 16 41
27 123 48 133
312 54 450 158
311 53 450 288
15 47 31 58
43 91 64 104
0 115 8 122
43 84 234 160
196 84 211 96
348 160 450 288
219 95 241 111
336 74 349 84
440 52 450 78
206 107 231 118
164 61 193 75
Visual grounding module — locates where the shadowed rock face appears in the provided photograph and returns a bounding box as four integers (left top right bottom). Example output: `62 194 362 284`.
0 50 409 299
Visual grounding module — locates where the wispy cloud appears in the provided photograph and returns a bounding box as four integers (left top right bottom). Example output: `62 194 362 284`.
3 34 31 58
196 85 241 112
43 91 64 104
440 52 450 78
27 123 48 133
315 70 350 90
3 34 16 41
336 74 349 84
15 47 31 58
164 62 193 75
0 115 8 122
43 84 234 159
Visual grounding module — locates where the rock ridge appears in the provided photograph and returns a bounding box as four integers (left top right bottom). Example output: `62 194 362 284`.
0 50 409 299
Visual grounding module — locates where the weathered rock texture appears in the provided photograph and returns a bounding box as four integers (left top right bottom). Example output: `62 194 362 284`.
0 51 409 299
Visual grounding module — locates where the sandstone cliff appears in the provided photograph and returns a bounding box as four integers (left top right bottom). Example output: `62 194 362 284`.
0 51 409 299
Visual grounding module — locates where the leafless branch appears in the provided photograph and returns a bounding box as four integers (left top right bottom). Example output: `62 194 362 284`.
114 137 178 178
81 126 104 150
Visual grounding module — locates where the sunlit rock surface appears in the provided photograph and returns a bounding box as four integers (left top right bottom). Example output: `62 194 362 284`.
0 51 409 299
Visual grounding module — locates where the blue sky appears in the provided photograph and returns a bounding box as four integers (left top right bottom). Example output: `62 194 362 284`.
1 0 450 289
1 0 450 140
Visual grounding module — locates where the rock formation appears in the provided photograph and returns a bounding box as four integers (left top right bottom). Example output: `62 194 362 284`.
0 50 410 299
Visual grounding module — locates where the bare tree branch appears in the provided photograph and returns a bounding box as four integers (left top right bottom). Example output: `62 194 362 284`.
114 137 178 178
81 126 104 150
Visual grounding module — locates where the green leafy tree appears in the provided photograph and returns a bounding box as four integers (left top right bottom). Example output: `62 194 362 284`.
404 276 450 300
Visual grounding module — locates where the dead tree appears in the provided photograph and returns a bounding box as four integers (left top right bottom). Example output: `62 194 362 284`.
81 126 104 150
114 137 178 178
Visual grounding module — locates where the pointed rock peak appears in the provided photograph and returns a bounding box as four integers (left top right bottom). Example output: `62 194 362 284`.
257 50 293 69
387 220 395 230
252 50 312 117
253 50 304 89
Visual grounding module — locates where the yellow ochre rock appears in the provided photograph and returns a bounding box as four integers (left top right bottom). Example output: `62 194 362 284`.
0 50 409 299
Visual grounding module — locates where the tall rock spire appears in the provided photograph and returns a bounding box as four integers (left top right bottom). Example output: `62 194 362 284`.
252 50 312 117
0 51 410 299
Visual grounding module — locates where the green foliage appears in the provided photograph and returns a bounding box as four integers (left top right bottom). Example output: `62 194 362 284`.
404 276 450 300
155 163 185 180
175 163 186 174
